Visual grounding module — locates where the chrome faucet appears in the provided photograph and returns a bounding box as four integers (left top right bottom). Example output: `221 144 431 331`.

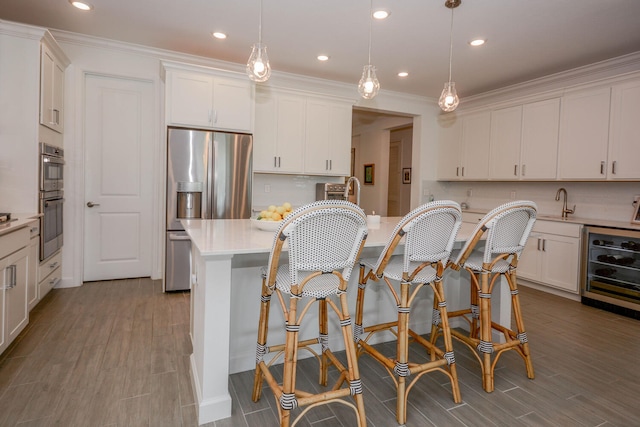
345 176 361 206
555 187 575 219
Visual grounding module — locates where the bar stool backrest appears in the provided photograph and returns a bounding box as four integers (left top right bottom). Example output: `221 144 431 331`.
265 200 368 289
371 200 462 276
454 200 537 266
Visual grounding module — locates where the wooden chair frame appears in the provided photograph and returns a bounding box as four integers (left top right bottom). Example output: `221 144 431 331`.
353 201 463 425
440 201 536 393
252 201 368 427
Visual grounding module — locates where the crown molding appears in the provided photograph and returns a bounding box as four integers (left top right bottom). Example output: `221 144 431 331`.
0 20 46 40
462 51 640 109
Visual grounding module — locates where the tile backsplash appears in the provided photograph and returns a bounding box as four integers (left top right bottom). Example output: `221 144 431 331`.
252 173 344 214
428 180 640 223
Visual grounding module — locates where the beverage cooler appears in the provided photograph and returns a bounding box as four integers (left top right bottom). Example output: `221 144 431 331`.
581 226 640 318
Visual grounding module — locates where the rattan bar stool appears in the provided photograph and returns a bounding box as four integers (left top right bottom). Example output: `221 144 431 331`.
353 201 463 426
442 200 537 393
252 200 369 427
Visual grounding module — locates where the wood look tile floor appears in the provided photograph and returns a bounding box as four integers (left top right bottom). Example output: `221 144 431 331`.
1 278 640 426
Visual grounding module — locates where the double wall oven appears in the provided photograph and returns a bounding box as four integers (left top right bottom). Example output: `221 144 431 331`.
39 143 64 261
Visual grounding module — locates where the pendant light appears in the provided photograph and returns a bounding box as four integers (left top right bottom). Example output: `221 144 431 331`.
439 0 461 112
358 0 380 99
246 0 271 82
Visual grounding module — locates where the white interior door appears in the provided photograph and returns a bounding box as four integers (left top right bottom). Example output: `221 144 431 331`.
83 74 154 281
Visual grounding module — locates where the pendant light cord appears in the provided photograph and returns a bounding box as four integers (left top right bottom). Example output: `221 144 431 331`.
447 5 454 83
258 0 263 44
367 0 373 65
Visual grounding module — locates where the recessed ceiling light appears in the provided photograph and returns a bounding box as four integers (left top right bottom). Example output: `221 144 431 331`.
212 32 227 39
398 72 409 77
317 55 330 61
373 10 390 19
69 0 93 10
469 39 486 47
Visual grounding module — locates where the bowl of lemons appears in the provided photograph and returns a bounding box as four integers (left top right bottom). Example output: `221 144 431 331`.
251 202 293 231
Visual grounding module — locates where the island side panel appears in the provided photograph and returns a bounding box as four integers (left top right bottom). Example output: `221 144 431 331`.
190 245 233 424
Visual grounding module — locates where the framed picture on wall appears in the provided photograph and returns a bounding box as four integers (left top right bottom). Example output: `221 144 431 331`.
402 168 411 184
632 196 640 224
364 164 375 185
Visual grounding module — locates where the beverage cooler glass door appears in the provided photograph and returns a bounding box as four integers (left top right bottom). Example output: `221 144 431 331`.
582 226 640 314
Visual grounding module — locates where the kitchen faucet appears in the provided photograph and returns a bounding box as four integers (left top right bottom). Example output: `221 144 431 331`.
555 187 575 219
345 176 361 206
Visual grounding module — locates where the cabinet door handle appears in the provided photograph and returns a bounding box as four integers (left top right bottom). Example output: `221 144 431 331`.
600 161 605 175
326 160 328 170
542 239 546 252
612 160 617 175
329 159 332 170
522 164 526 176
537 238 541 251
5 265 17 289
461 167 465 177
208 110 212 123
53 109 60 125
213 110 218 123
274 156 277 168
456 167 459 177
514 164 518 176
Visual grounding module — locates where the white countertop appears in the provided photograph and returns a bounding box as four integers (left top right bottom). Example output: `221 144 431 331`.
0 213 40 237
182 217 477 257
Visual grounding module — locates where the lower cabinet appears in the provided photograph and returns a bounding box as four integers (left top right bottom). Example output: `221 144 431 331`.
28 224 39 311
518 220 582 294
0 227 31 355
39 251 61 301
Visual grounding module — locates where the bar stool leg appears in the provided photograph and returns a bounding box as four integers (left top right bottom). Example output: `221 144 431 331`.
253 278 271 402
280 297 301 427
478 269 494 392
508 270 535 379
433 278 461 403
353 264 367 348
396 281 410 425
338 291 367 427
319 298 329 386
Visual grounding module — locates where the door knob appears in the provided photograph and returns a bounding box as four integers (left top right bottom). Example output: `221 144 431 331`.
86 201 100 208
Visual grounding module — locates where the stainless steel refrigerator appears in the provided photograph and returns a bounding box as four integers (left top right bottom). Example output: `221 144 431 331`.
165 127 252 291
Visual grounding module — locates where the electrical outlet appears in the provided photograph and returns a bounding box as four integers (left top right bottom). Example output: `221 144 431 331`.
467 188 473 197
510 191 517 199
264 184 270 193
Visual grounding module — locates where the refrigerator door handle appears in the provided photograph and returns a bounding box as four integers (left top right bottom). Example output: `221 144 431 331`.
169 234 192 241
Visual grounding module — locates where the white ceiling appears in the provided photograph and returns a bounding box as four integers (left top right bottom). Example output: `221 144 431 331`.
2 0 640 100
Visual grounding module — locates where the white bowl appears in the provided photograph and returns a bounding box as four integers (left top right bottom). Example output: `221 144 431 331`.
251 218 283 232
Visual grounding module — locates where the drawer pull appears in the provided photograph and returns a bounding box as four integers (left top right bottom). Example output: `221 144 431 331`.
49 277 61 287
49 261 59 269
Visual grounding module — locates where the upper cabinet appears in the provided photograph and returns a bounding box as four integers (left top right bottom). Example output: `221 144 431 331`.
489 98 560 180
558 87 611 180
253 91 305 174
164 63 253 133
303 98 352 176
437 111 491 180
40 37 69 134
608 80 640 180
254 87 353 176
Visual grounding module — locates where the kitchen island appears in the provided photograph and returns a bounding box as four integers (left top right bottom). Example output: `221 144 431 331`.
182 217 513 425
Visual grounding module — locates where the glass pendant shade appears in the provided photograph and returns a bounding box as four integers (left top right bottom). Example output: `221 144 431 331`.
358 65 380 99
246 43 271 82
438 82 459 112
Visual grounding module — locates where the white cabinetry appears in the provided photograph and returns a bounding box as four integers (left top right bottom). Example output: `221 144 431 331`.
608 80 640 180
437 111 491 180
38 251 61 301
28 223 39 311
164 65 253 132
518 220 582 295
558 87 611 180
489 99 560 180
304 99 352 176
254 88 353 176
39 38 67 133
0 227 31 355
254 91 305 173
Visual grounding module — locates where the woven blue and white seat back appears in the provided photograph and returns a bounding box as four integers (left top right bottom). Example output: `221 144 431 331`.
373 200 462 274
269 200 368 287
482 201 536 264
